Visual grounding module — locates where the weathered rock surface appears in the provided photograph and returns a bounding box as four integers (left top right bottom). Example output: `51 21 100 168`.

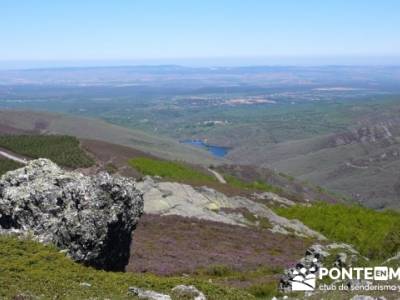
171 285 206 300
253 191 296 207
0 159 143 270
332 122 395 147
137 176 325 239
350 296 387 300
128 287 171 300
128 285 207 300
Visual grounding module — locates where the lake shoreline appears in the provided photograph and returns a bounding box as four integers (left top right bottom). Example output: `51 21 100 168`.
180 139 231 158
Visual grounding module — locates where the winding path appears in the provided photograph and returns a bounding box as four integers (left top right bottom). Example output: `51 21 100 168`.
208 168 227 184
0 149 28 164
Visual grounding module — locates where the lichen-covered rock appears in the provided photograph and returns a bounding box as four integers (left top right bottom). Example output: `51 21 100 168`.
137 176 325 239
128 285 207 300
128 287 171 300
171 285 206 300
0 159 143 271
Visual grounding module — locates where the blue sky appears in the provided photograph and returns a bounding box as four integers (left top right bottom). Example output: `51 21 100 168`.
0 0 400 66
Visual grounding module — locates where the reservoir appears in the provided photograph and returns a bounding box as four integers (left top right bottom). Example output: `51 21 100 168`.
181 140 230 157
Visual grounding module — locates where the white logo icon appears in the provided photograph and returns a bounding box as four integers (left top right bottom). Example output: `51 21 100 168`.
290 258 318 291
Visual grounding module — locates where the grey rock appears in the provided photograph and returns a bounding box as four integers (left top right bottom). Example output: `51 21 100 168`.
280 243 367 293
253 191 295 207
326 243 360 255
171 285 206 300
0 159 143 270
79 282 92 288
350 296 386 300
280 244 328 292
384 251 400 264
137 176 325 239
128 287 171 300
334 252 347 268
11 294 37 300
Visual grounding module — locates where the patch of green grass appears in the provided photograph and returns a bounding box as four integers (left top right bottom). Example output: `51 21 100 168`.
240 209 271 229
0 158 22 176
202 265 235 277
105 163 118 174
0 135 94 169
195 265 283 298
245 282 280 299
0 235 253 300
224 174 283 194
129 157 289 200
129 157 216 183
278 172 295 182
241 210 258 223
275 202 400 259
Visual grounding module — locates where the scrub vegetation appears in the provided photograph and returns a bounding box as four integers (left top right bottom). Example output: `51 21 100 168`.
129 156 216 183
223 174 284 194
0 158 22 176
0 235 252 300
275 202 400 259
0 135 94 168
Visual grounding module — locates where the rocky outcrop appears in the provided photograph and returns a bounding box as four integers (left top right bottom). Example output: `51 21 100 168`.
280 244 326 292
171 285 206 300
253 191 296 207
280 243 362 292
128 287 171 300
128 285 207 300
331 122 395 147
0 159 143 271
350 296 387 300
136 176 325 240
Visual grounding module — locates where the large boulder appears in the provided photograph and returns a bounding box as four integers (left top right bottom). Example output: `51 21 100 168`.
0 159 143 271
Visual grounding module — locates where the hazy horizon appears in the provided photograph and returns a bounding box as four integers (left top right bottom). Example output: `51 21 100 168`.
1 55 400 70
1 0 399 70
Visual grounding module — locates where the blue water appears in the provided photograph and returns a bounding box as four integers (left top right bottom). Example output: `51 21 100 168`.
181 140 230 157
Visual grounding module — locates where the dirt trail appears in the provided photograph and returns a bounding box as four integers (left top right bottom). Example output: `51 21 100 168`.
0 149 28 164
208 168 227 184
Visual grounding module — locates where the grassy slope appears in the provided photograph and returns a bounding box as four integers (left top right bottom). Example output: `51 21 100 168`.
129 157 216 184
275 202 400 259
223 174 284 194
0 235 253 300
0 158 22 176
0 110 219 166
129 157 292 198
0 135 94 168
